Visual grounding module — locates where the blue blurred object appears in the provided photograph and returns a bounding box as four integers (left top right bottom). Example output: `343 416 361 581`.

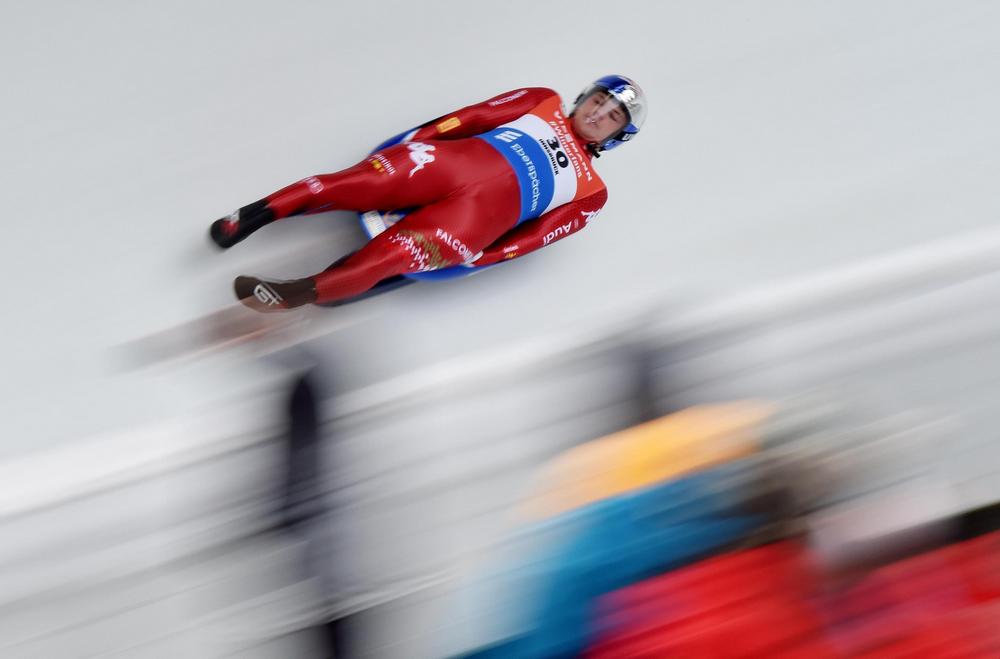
458 462 768 658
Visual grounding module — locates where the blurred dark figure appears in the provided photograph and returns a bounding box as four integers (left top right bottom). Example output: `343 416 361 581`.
282 368 354 659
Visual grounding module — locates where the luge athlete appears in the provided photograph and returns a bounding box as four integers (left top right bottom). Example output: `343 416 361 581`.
209 75 647 312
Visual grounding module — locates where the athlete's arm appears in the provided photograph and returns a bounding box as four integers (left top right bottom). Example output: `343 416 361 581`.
404 88 557 142
473 189 608 266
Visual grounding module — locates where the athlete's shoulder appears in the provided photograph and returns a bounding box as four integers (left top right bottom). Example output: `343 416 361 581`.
483 87 559 107
587 186 609 205
565 149 608 201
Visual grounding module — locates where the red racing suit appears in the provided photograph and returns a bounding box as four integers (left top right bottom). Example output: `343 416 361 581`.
260 87 608 304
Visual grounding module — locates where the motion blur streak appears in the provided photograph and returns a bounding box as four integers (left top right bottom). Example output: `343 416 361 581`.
4 1 1000 658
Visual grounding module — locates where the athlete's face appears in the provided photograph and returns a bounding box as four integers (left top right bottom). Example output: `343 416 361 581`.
572 91 629 144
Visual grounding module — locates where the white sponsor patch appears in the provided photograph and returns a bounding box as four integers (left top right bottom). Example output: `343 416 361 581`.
494 113 577 214
304 176 324 193
488 89 528 107
435 228 475 262
542 221 574 246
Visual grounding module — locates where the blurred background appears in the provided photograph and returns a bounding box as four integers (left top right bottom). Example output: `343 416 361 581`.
2 1 1000 657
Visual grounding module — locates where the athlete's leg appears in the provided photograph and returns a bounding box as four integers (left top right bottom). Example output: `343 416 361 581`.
234 194 517 311
210 141 464 248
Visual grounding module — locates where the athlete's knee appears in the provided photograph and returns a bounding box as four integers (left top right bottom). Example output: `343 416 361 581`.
354 240 414 279
311 246 408 303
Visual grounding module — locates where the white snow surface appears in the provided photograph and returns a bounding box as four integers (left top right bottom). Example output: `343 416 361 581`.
2 0 1000 455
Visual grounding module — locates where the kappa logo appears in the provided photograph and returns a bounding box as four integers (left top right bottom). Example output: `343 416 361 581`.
304 176 324 194
407 142 436 178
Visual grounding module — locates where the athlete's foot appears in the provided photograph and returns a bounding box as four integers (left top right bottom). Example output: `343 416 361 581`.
234 276 317 312
209 211 246 249
209 201 276 249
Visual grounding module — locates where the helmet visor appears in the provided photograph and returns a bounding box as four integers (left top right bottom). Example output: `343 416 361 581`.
572 89 630 145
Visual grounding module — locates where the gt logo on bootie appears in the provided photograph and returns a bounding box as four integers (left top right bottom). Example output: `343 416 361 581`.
253 283 284 306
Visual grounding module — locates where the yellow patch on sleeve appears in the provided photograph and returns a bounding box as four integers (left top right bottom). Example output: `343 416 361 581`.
436 116 462 133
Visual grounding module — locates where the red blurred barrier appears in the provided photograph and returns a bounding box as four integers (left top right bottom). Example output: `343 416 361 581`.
855 604 1000 658
589 532 1000 658
957 533 1000 603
